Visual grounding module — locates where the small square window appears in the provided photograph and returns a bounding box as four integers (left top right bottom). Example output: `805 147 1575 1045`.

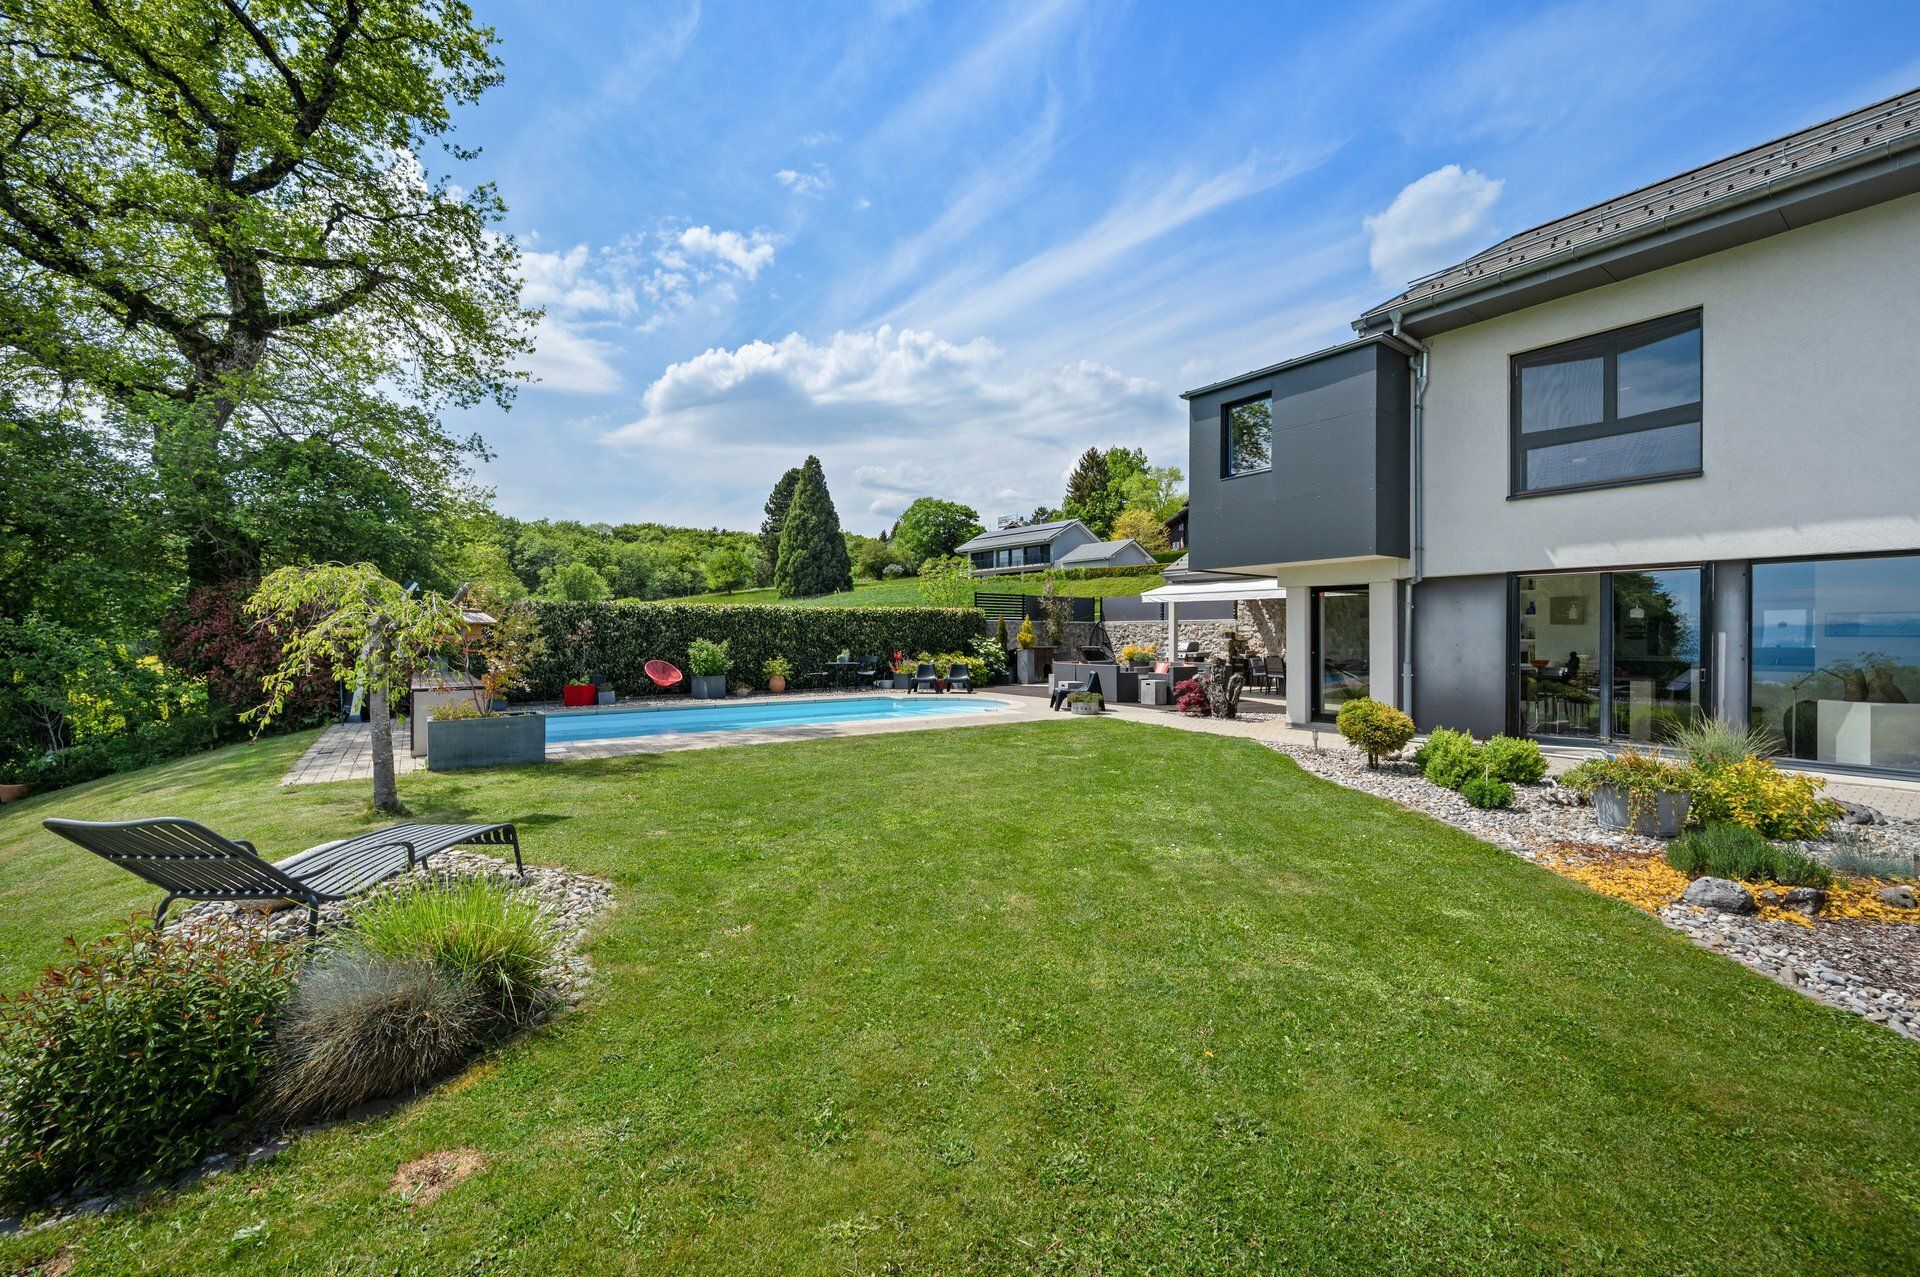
1224 396 1272 476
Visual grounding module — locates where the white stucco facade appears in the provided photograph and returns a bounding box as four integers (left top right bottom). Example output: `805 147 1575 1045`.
1417 190 1920 580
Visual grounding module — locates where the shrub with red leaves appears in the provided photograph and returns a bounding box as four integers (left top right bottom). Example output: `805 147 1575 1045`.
161 580 335 727
1174 677 1210 717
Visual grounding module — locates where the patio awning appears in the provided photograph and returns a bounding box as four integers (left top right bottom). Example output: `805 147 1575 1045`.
1138 579 1285 604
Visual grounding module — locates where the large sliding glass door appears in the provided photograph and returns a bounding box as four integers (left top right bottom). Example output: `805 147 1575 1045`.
1312 587 1370 719
1751 554 1920 773
1515 567 1707 743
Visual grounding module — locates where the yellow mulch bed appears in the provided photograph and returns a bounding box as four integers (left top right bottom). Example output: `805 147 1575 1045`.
1535 840 1920 930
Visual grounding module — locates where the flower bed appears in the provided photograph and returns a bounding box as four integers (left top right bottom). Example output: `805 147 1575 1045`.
1266 741 1920 1039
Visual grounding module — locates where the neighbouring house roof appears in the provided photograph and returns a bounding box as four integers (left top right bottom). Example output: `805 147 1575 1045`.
954 518 1090 554
1356 86 1920 337
1163 505 1187 530
1057 538 1149 567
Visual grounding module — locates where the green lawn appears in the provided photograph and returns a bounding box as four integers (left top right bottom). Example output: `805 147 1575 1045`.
672 572 1165 608
3 723 1919 1273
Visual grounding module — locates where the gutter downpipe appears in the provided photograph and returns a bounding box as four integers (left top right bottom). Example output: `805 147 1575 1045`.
1391 314 1428 718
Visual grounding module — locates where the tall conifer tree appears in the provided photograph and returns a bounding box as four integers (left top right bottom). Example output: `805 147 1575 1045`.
774 456 855 597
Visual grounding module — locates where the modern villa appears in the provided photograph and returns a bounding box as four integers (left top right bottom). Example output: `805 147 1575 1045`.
956 518 1135 575
1183 86 1920 776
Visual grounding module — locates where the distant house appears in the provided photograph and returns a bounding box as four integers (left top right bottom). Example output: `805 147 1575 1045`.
1163 505 1188 551
955 518 1100 576
1057 538 1157 571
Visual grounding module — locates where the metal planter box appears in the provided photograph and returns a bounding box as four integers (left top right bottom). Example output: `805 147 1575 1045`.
427 712 547 772
1594 785 1691 838
690 674 728 700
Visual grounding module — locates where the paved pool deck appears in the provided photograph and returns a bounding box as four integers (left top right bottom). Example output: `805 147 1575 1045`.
280 684 1920 819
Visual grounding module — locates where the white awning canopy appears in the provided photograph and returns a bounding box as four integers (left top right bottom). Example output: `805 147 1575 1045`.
1139 579 1285 604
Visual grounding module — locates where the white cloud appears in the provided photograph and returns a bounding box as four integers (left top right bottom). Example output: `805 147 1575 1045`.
675 225 778 279
775 165 832 197
608 326 1171 522
799 129 839 147
516 224 780 392
1364 164 1504 285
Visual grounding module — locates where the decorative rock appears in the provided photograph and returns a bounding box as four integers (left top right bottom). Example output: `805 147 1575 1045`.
1782 887 1826 915
1836 798 1886 826
1682 877 1756 914
243 1137 290 1167
1879 884 1917 909
201 1152 236 1176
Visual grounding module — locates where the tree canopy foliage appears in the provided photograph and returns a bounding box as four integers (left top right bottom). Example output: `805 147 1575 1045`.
891 498 983 566
774 457 854 598
0 0 532 585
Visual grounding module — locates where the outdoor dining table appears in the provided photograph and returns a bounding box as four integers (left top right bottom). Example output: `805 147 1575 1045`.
825 659 861 688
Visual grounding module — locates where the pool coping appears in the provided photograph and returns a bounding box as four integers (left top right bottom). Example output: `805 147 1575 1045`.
544 691 1041 760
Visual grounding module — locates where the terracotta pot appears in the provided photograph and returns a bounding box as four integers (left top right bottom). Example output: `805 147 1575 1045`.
0 782 34 804
769 675 787 693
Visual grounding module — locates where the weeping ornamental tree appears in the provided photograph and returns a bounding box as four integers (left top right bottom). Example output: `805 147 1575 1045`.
0 0 533 588
247 564 462 812
773 457 854 598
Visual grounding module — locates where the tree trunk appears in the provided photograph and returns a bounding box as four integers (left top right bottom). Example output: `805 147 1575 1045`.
368 624 398 813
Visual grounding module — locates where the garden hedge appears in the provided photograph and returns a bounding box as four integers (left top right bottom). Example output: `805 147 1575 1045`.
527 602 986 697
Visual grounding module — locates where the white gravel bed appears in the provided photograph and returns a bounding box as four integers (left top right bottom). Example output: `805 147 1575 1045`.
174 848 614 1008
1264 742 1920 1041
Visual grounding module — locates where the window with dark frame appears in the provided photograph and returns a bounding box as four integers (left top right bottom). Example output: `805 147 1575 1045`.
1223 394 1272 477
1510 310 1702 496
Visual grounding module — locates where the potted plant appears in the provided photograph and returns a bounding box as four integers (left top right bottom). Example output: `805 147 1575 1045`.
1067 690 1104 716
427 590 549 772
1014 617 1049 684
1561 749 1696 837
687 637 731 699
562 618 597 707
1120 641 1156 669
764 655 793 694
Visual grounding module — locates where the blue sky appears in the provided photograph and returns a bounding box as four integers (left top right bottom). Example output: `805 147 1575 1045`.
446 0 1920 533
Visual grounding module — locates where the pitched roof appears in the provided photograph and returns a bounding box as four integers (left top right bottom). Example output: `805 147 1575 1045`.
953 518 1087 553
1358 86 1920 331
1057 538 1148 566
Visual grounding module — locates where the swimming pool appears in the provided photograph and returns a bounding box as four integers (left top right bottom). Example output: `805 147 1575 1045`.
542 694 1004 743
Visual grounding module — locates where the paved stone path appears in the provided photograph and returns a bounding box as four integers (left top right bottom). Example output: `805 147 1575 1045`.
279 722 423 786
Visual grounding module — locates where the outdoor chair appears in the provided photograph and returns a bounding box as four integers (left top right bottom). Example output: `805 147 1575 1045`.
42 817 523 937
909 661 942 693
945 662 973 693
855 655 880 686
1050 669 1104 711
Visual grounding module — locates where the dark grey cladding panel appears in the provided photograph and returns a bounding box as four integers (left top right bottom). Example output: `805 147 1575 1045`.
1186 341 1410 573
1412 574 1508 737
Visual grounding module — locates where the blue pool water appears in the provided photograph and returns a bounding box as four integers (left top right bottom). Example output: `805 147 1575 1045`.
543 694 1003 743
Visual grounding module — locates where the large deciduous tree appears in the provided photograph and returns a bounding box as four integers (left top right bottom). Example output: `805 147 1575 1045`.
773 456 853 598
0 0 533 587
891 497 983 567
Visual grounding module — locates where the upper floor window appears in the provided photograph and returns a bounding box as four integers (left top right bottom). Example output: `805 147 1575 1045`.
1224 395 1272 476
1510 311 1701 496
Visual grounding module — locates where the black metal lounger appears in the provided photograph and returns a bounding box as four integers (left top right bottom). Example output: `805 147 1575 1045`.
42 817 523 936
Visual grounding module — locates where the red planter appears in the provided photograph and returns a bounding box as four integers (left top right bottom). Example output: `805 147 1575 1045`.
562 683 598 707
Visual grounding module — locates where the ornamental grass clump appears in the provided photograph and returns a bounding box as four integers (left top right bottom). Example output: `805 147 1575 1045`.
348 880 555 1028
1664 715 1783 774
1335 697 1414 768
260 957 482 1126
1666 823 1833 888
0 923 295 1208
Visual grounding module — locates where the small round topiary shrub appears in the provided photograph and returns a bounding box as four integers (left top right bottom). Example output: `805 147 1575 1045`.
1414 727 1482 789
1480 735 1548 784
1460 772 1515 809
260 957 482 1125
1336 697 1415 768
0 923 295 1208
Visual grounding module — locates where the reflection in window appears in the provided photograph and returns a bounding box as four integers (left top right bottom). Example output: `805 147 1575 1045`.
1752 554 1920 773
1611 569 1703 742
1512 311 1702 495
1225 396 1272 476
